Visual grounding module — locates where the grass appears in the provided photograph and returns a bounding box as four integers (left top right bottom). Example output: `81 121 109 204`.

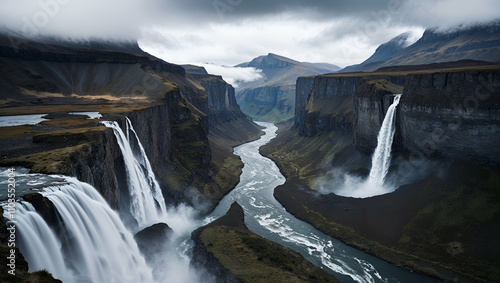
0 125 41 140
395 163 500 282
40 118 100 128
0 104 152 116
199 226 338 283
0 143 92 174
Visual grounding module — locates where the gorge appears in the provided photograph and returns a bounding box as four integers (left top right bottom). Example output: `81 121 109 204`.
0 16 499 283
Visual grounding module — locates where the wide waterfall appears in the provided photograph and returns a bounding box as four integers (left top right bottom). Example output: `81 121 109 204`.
102 118 167 228
367 94 402 186
4 202 71 281
4 177 154 283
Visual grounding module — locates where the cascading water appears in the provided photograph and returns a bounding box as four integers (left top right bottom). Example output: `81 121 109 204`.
3 202 72 281
367 94 402 186
102 118 167 228
4 177 154 283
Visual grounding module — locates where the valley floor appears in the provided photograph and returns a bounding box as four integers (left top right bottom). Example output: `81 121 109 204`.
261 122 500 283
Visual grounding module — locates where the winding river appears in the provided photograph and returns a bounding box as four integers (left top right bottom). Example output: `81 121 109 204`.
185 122 439 283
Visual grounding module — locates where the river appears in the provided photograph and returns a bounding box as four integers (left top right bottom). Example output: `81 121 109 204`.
184 121 439 283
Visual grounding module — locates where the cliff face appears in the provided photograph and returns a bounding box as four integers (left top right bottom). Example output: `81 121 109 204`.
353 80 403 153
297 76 360 136
0 34 261 214
236 53 340 122
398 70 500 164
294 76 314 127
296 74 406 137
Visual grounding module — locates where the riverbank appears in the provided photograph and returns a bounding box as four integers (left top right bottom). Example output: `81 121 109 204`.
191 202 339 282
261 122 500 282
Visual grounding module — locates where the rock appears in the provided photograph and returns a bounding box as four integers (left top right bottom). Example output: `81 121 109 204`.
398 70 500 165
134 222 173 264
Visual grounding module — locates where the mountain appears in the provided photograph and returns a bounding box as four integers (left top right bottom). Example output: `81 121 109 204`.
235 53 340 122
341 32 412 72
340 20 500 72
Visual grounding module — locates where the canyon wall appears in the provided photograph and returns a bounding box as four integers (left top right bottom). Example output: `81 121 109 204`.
296 69 500 164
398 70 500 164
296 74 405 137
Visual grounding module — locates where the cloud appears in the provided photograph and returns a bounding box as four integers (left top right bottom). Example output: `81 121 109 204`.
200 64 263 88
0 0 166 40
1 0 499 67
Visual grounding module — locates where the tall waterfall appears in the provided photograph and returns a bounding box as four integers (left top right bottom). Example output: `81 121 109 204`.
4 177 154 283
102 118 167 228
367 94 402 186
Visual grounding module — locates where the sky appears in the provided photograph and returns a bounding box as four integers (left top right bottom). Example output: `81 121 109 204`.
0 0 499 80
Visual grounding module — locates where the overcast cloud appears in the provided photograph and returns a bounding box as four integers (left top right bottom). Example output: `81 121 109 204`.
1 0 499 70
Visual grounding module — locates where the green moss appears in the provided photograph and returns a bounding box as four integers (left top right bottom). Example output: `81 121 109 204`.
200 226 338 283
0 143 92 174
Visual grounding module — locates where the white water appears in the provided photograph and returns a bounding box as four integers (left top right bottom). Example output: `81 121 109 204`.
2 202 72 281
367 94 402 186
0 114 48 127
178 122 437 283
4 177 153 282
102 118 167 228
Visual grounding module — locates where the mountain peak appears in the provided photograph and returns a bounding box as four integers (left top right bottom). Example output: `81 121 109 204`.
247 53 298 69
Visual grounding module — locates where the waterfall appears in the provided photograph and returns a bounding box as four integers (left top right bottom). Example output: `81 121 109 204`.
5 177 154 283
3 202 72 282
367 94 402 186
102 118 167 228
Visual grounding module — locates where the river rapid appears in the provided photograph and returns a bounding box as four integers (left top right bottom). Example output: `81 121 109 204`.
184 121 439 283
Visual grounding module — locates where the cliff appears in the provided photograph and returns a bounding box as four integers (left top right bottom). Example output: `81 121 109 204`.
236 53 340 122
0 34 261 215
296 73 406 137
398 70 500 164
353 79 403 153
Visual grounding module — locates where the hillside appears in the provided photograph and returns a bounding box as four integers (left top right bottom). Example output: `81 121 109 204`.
235 53 340 122
341 21 500 72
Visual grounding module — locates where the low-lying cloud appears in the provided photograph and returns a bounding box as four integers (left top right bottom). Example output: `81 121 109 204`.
200 64 263 88
1 0 499 69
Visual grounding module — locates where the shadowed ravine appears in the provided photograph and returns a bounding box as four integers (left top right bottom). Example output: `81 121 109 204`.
181 122 439 283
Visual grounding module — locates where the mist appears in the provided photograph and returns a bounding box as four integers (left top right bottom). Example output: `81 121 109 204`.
201 64 263 88
315 157 447 198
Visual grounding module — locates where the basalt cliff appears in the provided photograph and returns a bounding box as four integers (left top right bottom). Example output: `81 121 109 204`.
0 33 262 215
262 60 500 282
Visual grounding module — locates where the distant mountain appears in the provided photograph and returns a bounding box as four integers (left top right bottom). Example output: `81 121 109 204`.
340 20 500 72
236 53 340 122
341 32 412 73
